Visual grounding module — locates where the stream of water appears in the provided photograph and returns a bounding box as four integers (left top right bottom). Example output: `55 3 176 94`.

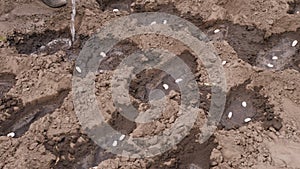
71 0 76 43
30 0 76 55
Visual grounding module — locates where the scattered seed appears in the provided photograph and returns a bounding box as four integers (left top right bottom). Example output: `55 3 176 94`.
75 66 82 73
296 11 300 14
150 21 157 25
112 140 118 147
244 118 251 123
113 9 119 13
7 132 15 138
267 63 274 68
175 78 183 83
214 29 220 33
119 134 125 141
100 52 106 57
222 61 227 65
292 40 298 47
163 84 169 90
242 101 247 107
228 112 233 119
272 56 278 60
204 82 216 86
163 20 167 24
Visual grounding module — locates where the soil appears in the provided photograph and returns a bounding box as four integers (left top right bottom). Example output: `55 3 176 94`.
0 0 300 169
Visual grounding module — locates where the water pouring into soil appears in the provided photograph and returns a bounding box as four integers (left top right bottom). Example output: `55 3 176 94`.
71 0 76 43
26 0 77 55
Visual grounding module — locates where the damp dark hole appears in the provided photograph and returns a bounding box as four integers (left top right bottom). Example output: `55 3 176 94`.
7 28 89 58
198 20 300 72
220 79 282 131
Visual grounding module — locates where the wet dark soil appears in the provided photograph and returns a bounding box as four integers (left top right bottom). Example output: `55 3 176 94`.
96 0 134 12
220 79 282 131
128 49 211 112
7 29 71 55
202 21 300 72
287 0 300 14
0 90 70 137
108 111 137 135
132 2 179 14
6 28 89 58
149 129 217 169
98 40 140 71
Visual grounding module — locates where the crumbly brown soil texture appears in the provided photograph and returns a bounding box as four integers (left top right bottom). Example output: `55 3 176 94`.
0 0 300 169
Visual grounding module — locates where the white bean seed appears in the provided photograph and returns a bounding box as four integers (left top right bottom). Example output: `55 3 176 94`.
112 140 118 147
119 135 125 141
267 63 274 68
214 29 220 33
292 40 298 47
244 118 251 123
75 66 82 73
100 52 106 57
163 84 169 90
242 101 247 107
7 132 15 138
228 112 233 119
150 21 157 25
175 78 183 83
113 9 119 12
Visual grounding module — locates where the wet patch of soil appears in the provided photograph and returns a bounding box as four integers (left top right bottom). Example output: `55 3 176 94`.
129 69 178 102
7 28 89 57
126 50 195 103
128 49 211 112
0 90 70 137
108 111 137 135
7 29 71 55
261 29 300 71
203 21 266 65
98 39 140 71
96 0 134 12
132 2 180 14
220 79 282 131
149 129 217 169
202 20 300 72
287 0 300 14
0 73 16 98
